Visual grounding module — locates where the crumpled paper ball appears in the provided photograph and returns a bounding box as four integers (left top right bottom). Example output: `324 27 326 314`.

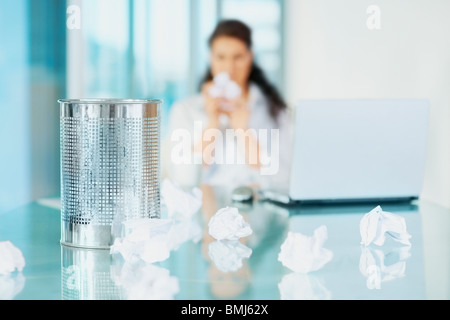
111 260 179 300
208 240 252 273
0 241 25 276
359 246 411 290
278 226 333 274
278 272 331 300
161 179 203 220
360 206 412 247
168 219 202 251
111 219 174 264
111 216 203 264
208 207 253 241
0 273 26 300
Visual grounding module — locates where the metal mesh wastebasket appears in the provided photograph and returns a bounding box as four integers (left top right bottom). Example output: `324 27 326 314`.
59 99 162 249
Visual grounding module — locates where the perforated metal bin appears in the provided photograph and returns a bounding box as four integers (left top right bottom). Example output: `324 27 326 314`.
59 99 162 249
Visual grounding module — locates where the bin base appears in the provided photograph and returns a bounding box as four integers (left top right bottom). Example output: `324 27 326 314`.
61 221 113 250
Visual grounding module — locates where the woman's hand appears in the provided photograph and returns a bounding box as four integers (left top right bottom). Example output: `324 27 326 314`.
202 81 250 130
226 96 250 131
202 81 223 129
198 81 226 165
225 96 261 169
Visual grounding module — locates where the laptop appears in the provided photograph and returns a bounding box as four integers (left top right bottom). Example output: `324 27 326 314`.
261 99 430 205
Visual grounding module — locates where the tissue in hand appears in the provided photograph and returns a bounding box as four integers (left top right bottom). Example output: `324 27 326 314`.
161 179 202 220
360 206 412 247
278 226 333 274
0 241 25 276
208 207 253 241
208 240 252 273
209 72 242 111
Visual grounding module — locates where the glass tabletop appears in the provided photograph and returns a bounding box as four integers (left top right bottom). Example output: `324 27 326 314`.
0 185 449 300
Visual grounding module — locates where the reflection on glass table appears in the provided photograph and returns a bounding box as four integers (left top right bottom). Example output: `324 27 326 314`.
0 185 449 300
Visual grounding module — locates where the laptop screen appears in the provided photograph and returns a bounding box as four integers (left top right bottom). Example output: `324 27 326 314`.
289 99 430 203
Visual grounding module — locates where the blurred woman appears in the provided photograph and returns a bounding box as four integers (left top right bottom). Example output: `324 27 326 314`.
167 19 292 192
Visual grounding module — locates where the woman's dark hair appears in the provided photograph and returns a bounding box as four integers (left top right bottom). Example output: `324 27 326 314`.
200 19 287 120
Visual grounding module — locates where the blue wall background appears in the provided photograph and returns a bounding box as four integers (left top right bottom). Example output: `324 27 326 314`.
0 0 31 214
0 0 66 214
